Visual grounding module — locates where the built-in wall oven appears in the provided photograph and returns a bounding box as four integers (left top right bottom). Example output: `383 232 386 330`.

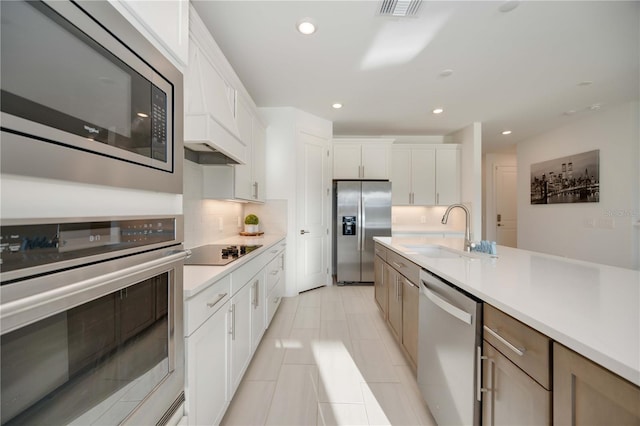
0 216 187 425
0 0 183 193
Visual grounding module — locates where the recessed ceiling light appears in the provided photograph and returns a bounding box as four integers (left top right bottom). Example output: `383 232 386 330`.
439 69 454 78
432 108 444 114
501 130 512 135
589 103 602 110
563 110 576 116
297 19 316 35
578 81 593 86
499 1 520 13
332 103 343 109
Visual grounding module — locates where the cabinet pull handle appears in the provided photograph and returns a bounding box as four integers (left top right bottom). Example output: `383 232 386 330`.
255 280 259 307
207 293 228 308
392 261 405 269
230 304 236 340
483 326 526 356
477 347 492 401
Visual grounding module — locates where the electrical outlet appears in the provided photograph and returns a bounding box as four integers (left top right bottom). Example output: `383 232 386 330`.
597 217 615 229
392 215 397 224
584 217 596 228
420 216 426 223
237 216 241 227
218 217 223 231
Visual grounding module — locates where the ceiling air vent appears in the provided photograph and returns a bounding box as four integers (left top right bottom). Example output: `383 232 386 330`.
378 0 422 17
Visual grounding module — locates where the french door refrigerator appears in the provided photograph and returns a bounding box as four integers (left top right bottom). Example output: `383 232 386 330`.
335 180 392 283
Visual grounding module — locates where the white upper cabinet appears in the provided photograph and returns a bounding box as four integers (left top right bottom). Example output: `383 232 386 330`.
391 144 460 206
109 0 189 69
183 6 246 164
435 147 461 205
333 138 394 179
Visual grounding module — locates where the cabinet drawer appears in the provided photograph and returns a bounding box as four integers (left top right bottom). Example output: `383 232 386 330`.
185 274 231 337
232 250 271 295
386 250 420 284
484 304 552 389
374 243 387 261
266 278 284 326
266 254 282 294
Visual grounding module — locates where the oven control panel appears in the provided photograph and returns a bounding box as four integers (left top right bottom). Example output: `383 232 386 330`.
0 218 176 277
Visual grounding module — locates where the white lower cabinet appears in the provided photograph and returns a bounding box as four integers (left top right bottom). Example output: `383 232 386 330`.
184 239 286 425
228 281 252 396
186 303 228 426
250 271 266 354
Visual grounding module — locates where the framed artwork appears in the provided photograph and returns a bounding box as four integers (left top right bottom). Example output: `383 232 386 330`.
530 150 599 204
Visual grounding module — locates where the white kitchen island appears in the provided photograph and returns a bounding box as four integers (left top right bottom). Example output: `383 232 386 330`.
374 236 640 388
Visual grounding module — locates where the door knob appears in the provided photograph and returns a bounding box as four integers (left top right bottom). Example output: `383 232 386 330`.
300 230 310 235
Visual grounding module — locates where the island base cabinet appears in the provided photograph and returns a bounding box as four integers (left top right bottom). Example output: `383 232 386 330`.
186 304 229 426
482 342 551 426
374 253 388 318
386 267 402 342
553 343 640 425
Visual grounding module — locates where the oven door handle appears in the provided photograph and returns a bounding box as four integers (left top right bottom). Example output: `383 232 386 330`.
1 248 189 334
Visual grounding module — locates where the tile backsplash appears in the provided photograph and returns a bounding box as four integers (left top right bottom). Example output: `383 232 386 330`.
392 205 465 234
183 160 244 249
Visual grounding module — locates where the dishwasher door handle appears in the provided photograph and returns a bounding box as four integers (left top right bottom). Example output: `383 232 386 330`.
423 286 472 325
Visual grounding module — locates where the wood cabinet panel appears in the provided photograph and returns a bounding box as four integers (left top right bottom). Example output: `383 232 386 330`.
554 343 640 425
387 266 403 342
482 341 551 426
401 277 419 370
484 304 551 389
374 252 388 318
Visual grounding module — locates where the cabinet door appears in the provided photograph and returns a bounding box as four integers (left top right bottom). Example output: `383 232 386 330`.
482 342 551 426
401 278 419 369
362 144 390 179
412 148 436 205
186 303 229 426
252 120 266 202
250 272 266 353
333 143 362 179
229 282 253 395
374 254 388 318
234 97 254 201
553 343 640 425
435 148 460 205
386 266 402 342
114 0 189 67
391 147 412 205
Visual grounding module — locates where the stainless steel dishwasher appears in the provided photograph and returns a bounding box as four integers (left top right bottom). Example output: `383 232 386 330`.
418 268 482 426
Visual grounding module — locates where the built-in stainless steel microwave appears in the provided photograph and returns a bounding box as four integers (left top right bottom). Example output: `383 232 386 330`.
0 0 183 194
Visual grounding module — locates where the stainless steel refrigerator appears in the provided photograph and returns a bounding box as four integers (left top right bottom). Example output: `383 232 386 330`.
334 181 392 283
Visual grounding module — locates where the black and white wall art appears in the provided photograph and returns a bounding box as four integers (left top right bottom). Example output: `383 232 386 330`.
530 150 600 204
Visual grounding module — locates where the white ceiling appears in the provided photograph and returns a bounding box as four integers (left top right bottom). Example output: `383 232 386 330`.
191 0 639 153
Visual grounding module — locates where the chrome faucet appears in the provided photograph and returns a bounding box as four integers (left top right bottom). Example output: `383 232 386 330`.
442 204 472 252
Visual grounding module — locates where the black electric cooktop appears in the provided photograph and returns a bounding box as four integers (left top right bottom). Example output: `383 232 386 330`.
185 244 262 266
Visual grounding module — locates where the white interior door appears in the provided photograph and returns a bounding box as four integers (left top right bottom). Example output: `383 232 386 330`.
296 131 329 293
495 165 517 247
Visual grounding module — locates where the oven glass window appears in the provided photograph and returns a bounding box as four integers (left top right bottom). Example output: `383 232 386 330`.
0 273 171 425
0 1 168 164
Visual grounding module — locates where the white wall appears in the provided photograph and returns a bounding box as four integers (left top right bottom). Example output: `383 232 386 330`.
448 122 483 241
517 101 639 269
0 174 182 219
182 159 244 249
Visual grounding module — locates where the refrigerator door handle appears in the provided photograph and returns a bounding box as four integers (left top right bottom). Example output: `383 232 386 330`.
360 194 366 252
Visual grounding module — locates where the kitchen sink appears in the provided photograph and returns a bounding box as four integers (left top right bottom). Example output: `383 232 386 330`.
401 245 467 259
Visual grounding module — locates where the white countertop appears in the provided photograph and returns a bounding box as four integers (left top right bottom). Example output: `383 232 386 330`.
183 234 286 298
374 236 640 387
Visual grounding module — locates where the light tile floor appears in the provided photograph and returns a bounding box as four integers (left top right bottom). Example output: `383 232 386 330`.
221 285 437 426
